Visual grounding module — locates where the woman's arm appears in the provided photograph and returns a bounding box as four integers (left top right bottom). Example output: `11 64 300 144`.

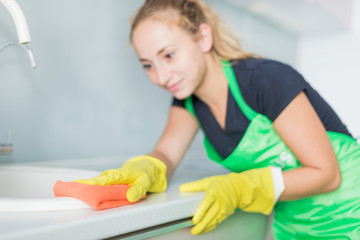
273 91 341 201
148 105 199 180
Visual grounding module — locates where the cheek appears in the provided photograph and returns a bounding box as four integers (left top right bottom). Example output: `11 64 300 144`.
145 72 156 85
187 56 205 83
186 49 206 77
147 71 161 87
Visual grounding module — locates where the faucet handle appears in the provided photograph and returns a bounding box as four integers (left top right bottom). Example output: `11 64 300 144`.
0 130 14 154
0 143 13 154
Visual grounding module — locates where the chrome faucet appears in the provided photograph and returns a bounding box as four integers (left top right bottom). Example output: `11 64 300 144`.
0 0 31 44
0 0 35 157
0 0 36 68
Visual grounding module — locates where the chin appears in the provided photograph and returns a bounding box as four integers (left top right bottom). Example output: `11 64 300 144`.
172 91 191 100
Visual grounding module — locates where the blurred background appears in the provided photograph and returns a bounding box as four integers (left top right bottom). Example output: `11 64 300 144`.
0 0 359 165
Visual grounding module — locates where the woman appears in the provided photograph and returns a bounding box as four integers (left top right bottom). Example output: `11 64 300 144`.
76 0 360 239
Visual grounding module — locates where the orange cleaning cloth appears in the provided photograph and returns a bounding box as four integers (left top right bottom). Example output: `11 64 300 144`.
53 181 146 210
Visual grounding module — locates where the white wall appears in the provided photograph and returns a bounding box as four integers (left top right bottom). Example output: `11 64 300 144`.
297 3 360 137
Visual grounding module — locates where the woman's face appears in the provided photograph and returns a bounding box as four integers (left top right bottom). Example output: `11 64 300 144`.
132 16 208 100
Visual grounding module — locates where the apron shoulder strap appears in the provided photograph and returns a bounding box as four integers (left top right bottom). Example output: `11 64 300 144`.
185 61 258 122
221 61 258 121
185 96 196 117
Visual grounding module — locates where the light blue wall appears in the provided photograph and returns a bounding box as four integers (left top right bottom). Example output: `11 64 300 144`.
0 0 297 163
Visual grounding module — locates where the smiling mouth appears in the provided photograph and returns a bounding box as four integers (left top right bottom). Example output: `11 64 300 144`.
167 80 183 93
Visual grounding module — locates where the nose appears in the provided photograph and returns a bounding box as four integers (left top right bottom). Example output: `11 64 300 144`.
155 64 172 87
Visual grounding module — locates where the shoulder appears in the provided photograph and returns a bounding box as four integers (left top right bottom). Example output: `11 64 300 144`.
231 58 306 92
230 58 307 121
172 97 185 108
232 58 304 81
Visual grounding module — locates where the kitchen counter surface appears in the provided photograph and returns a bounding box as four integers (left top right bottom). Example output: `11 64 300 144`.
0 156 268 240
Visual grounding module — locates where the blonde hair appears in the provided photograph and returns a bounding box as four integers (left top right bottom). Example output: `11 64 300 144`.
130 0 257 62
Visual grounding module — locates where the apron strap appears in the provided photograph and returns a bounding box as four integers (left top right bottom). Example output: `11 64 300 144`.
221 61 258 121
185 96 196 117
185 61 258 122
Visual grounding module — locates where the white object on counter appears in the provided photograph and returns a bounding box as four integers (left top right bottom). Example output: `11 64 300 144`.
0 166 101 212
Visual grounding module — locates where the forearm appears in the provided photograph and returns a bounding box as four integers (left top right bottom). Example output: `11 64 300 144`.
146 106 198 181
279 166 341 201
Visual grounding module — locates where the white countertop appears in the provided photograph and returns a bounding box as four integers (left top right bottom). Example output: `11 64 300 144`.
0 156 268 240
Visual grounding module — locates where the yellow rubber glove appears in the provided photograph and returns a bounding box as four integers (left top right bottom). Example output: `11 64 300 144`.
179 167 274 235
75 155 167 202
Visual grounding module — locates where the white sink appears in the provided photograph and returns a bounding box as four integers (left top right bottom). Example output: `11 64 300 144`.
0 165 101 212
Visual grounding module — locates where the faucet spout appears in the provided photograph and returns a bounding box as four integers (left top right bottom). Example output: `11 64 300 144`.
0 0 31 44
0 40 37 68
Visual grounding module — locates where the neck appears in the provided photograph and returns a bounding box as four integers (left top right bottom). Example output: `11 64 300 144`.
194 56 228 110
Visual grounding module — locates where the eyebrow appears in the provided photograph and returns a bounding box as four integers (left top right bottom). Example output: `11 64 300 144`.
139 44 176 62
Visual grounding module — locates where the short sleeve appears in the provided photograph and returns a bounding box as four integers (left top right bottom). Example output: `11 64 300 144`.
172 97 185 108
249 61 307 121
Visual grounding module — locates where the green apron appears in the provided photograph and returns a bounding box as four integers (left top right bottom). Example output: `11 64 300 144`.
185 61 360 239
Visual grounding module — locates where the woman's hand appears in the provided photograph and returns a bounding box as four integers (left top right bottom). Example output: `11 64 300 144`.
179 167 276 235
75 155 167 202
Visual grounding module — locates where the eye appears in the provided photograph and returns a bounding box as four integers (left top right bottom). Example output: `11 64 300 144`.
143 64 152 70
165 52 174 59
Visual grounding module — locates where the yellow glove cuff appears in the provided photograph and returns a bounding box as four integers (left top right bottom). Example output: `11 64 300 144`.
235 167 274 215
126 155 167 193
128 155 167 172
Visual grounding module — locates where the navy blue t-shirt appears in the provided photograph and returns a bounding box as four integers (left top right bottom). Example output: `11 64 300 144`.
173 58 352 159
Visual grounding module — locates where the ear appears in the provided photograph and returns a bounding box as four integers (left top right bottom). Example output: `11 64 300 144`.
197 23 213 53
